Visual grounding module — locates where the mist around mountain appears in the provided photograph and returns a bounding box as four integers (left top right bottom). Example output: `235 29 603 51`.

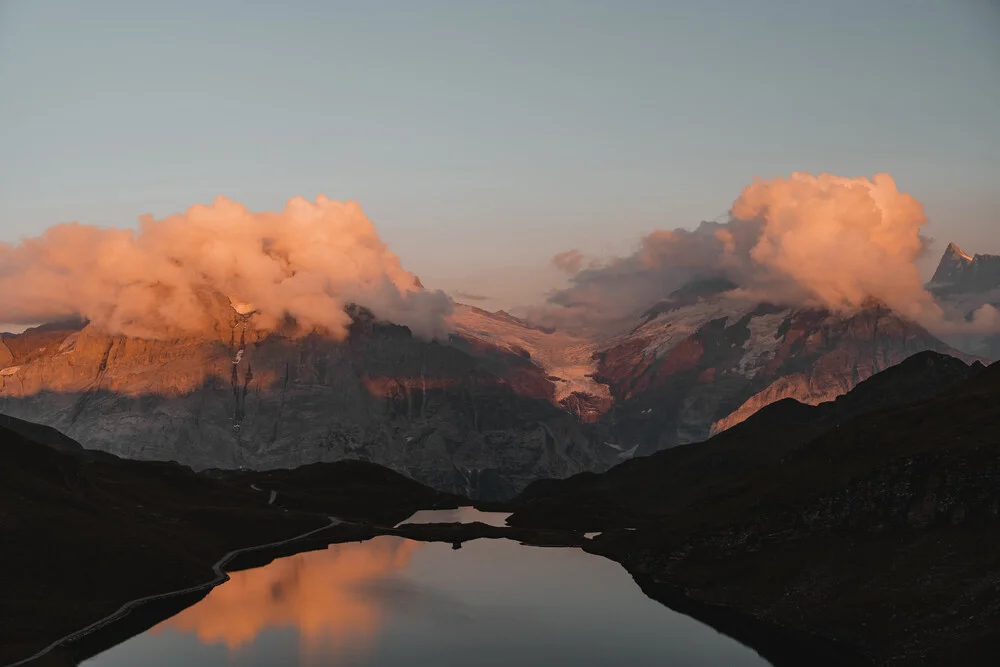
926 242 1000 359
928 242 1000 296
0 174 996 499
0 232 992 501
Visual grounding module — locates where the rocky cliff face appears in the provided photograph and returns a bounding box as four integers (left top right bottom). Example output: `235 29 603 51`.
0 308 621 500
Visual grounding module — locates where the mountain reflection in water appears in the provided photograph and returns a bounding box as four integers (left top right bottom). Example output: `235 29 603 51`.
85 536 772 667
152 537 421 658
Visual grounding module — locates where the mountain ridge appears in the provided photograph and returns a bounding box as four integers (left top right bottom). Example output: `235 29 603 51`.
507 353 1000 666
0 289 978 498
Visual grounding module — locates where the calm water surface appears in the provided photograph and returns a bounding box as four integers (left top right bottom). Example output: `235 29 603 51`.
394 507 512 527
84 523 770 667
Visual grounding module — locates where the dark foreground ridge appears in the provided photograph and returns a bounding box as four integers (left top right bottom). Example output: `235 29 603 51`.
508 351 1000 666
4 412 870 667
0 427 461 666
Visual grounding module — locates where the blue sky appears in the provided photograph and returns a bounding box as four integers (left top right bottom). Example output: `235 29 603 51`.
1 0 998 308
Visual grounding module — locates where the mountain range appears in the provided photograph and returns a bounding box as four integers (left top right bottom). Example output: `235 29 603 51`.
0 245 995 498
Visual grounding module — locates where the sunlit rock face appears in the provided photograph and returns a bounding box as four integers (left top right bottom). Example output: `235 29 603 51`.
591 292 974 455
0 307 621 500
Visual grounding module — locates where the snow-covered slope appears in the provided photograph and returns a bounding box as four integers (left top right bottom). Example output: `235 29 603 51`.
450 305 611 418
592 285 975 454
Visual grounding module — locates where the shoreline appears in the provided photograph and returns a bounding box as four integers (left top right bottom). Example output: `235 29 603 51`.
4 516 342 667
620 567 876 667
10 518 876 667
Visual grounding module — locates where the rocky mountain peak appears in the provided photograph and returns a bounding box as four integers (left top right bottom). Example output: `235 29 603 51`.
946 241 973 260
929 242 1000 295
930 242 974 284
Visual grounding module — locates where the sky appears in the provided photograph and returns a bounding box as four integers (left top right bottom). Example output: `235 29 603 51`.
1 0 998 311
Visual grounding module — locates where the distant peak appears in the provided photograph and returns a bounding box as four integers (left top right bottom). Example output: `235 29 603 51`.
928 242 1000 295
944 242 974 263
929 242 976 288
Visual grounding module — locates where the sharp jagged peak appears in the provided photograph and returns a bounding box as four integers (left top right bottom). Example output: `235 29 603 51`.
944 242 974 263
930 241 977 287
929 242 1000 295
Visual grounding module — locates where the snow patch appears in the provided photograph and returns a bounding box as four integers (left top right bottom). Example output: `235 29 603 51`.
951 245 975 262
607 297 756 360
737 310 792 378
450 305 610 404
618 444 639 459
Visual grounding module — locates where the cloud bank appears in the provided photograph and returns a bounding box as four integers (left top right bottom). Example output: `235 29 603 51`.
537 172 969 335
0 196 453 340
